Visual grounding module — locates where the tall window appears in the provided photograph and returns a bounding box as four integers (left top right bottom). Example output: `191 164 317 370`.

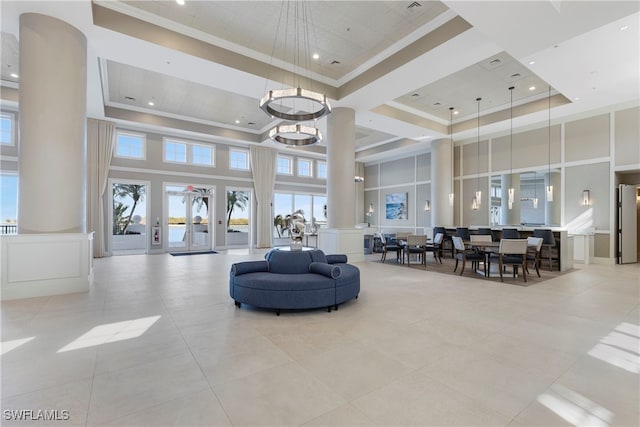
0 113 14 146
277 156 293 175
115 131 145 159
317 161 327 179
164 138 214 166
298 159 312 177
273 192 327 238
229 148 249 170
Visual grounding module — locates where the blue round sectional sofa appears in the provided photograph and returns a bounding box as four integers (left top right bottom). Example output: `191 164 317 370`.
229 248 360 315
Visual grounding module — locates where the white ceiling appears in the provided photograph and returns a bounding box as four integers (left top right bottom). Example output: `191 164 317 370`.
1 1 638 163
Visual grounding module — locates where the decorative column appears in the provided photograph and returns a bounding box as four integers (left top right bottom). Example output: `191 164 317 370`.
2 14 92 301
326 107 356 228
318 107 363 261
430 138 453 227
19 13 87 233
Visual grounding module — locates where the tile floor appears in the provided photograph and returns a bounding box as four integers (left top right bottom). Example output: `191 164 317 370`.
1 250 638 426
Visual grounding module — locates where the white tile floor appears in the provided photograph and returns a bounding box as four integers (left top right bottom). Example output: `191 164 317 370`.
1 251 638 426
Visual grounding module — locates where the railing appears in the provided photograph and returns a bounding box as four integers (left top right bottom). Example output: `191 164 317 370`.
0 224 17 235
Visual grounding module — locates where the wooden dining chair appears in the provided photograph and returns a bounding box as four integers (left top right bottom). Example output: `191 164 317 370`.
492 239 529 283
526 236 544 277
425 232 444 264
452 236 484 276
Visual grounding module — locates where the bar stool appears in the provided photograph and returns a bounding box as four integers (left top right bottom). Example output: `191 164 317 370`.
533 229 556 271
502 228 520 239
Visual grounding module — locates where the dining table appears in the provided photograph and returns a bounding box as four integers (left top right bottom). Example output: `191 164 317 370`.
464 240 501 277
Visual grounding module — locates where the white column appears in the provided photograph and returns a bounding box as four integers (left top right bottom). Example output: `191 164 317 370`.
4 14 92 300
430 138 453 227
319 107 363 261
18 14 87 233
326 107 356 228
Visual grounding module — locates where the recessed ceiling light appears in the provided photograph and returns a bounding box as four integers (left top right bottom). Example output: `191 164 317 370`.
10 73 19 78
453 111 459 115
312 53 319 60
529 61 535 65
574 97 580 101
176 0 185 5
529 86 536 91
148 101 154 106
620 25 628 31
235 120 240 124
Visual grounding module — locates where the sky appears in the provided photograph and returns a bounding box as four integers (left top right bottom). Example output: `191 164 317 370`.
1 175 17 222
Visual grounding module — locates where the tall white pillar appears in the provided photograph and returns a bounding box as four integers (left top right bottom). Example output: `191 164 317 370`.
18 14 87 233
430 138 453 227
326 107 356 228
318 107 363 261
3 14 92 300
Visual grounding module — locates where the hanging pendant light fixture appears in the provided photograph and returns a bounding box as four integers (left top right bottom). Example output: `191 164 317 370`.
508 86 515 210
532 171 539 209
449 107 455 206
260 0 331 146
546 85 554 202
472 97 482 210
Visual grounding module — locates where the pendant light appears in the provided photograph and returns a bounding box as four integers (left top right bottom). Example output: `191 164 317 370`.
472 97 481 210
546 85 554 202
508 86 515 210
449 107 455 206
260 0 330 146
533 171 539 209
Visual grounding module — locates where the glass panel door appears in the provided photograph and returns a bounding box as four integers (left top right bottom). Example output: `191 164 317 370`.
191 194 210 251
167 186 213 252
112 181 148 255
167 193 187 251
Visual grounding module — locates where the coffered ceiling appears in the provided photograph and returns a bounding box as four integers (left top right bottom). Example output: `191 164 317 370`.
1 1 638 163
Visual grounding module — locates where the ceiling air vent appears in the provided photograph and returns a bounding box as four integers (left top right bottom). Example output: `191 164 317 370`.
411 93 420 97
330 60 341 65
408 2 422 8
124 96 135 101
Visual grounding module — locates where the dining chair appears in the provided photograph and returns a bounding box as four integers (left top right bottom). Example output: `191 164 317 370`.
424 232 444 263
526 236 544 278
501 228 520 239
470 234 493 276
533 229 556 271
491 239 529 283
452 236 484 276
380 235 402 263
405 234 428 268
455 227 471 241
434 226 453 258
477 228 495 241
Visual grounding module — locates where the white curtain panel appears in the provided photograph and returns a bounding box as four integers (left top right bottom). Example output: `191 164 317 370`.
87 118 115 257
250 146 277 248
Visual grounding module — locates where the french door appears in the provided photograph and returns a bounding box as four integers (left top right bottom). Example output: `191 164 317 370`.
166 185 213 252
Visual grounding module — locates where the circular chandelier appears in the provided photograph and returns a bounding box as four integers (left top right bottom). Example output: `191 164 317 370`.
260 88 331 122
260 0 330 145
268 123 322 146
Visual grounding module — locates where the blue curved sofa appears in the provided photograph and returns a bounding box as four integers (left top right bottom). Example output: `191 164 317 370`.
229 249 360 315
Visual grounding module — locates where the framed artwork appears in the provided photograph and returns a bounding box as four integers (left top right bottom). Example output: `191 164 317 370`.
385 192 408 220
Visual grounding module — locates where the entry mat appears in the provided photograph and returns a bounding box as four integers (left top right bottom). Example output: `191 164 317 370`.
170 251 218 256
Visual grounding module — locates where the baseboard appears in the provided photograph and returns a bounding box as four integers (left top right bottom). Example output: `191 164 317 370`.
593 257 616 265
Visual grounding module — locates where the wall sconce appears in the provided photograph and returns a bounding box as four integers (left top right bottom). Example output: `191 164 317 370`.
582 190 591 206
423 200 431 212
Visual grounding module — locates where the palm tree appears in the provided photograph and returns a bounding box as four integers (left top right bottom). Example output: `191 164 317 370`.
112 202 129 234
113 184 146 234
227 190 249 231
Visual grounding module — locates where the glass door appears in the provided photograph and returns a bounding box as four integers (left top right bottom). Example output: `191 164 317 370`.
166 186 212 252
111 181 148 255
